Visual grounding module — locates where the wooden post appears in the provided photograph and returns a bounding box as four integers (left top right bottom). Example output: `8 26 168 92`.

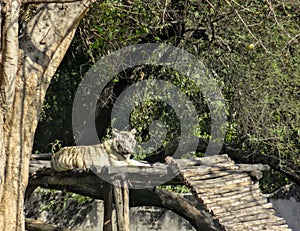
112 174 130 231
113 181 124 231
103 182 113 231
123 179 130 231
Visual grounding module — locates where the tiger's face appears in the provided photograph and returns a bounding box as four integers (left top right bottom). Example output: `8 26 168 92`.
112 128 137 155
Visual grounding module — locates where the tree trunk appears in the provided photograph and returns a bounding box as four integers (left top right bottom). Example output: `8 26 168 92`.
0 0 22 229
0 1 92 230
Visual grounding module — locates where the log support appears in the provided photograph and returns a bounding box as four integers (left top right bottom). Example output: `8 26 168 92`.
103 181 113 231
112 174 130 231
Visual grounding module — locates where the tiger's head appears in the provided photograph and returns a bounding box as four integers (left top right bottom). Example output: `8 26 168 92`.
112 128 137 155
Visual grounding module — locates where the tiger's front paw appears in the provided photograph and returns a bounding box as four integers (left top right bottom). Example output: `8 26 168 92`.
72 168 89 174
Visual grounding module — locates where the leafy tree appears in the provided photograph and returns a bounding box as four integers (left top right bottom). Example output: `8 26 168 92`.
1 0 299 230
35 0 299 192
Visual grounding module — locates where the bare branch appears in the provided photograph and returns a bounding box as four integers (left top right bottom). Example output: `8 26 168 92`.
224 0 274 55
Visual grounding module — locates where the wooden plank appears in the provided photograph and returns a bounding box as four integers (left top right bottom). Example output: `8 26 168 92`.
221 212 278 225
199 183 260 199
217 207 276 223
197 182 255 196
191 176 252 193
175 154 232 166
188 172 247 186
204 193 266 209
173 159 202 166
236 164 270 172
224 216 288 227
210 198 270 214
174 156 233 167
182 170 235 181
227 224 291 231
203 189 261 206
181 165 238 177
216 203 275 218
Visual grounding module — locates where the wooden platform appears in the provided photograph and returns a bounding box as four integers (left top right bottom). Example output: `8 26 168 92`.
29 153 292 230
166 155 292 231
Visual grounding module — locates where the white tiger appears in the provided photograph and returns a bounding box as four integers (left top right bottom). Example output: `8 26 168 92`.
51 128 148 172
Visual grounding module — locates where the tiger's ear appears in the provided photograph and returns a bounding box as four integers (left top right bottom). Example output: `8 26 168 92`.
130 128 136 135
112 128 120 136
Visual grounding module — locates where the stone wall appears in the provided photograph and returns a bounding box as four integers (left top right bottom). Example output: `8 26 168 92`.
25 189 195 231
269 183 300 231
72 201 195 231
26 187 299 231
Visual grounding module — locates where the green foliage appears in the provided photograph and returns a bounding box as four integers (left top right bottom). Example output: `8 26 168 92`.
37 188 92 213
33 0 300 192
159 185 191 194
260 170 290 194
70 193 92 204
50 140 62 153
